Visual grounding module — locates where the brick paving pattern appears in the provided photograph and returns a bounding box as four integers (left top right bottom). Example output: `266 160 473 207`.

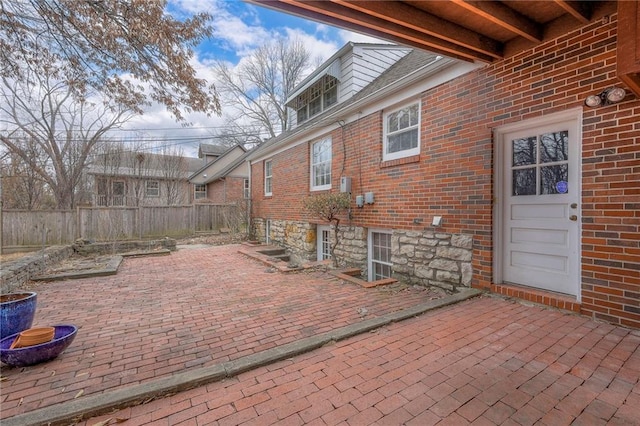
79 296 640 426
1 245 438 419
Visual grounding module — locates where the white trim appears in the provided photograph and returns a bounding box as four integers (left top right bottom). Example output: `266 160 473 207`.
310 137 332 191
382 100 421 161
264 159 273 196
287 59 342 103
367 228 393 282
317 225 332 261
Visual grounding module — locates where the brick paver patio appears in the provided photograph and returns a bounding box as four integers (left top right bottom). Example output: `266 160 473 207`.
79 295 640 426
2 244 639 425
1 244 441 421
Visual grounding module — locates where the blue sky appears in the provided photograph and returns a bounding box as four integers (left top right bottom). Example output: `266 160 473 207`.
117 0 384 156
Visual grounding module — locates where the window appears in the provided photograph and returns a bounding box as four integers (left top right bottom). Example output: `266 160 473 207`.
511 131 570 196
294 75 339 125
146 180 159 197
264 160 273 196
368 230 392 281
112 181 125 206
243 179 250 199
194 184 206 199
311 137 332 190
383 102 420 161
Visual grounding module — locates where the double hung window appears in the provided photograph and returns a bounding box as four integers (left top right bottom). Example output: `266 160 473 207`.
383 102 420 161
311 137 332 190
264 160 273 196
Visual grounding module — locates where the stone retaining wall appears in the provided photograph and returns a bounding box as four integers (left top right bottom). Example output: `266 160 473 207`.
72 238 177 256
1 246 74 294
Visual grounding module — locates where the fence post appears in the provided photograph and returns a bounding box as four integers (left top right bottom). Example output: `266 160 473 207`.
192 204 196 234
138 206 143 239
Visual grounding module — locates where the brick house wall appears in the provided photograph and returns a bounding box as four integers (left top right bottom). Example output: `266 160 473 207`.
205 177 247 204
251 15 639 328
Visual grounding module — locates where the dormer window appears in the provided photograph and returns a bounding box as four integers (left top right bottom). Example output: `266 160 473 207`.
295 75 338 124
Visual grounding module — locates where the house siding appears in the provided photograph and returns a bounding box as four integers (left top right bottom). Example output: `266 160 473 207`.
251 15 640 328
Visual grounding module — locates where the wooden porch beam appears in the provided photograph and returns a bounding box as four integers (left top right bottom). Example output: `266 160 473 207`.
555 0 592 24
265 0 495 62
452 0 543 43
332 0 503 60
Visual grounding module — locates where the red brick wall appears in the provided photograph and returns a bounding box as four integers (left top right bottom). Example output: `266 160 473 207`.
251 14 640 328
205 177 246 204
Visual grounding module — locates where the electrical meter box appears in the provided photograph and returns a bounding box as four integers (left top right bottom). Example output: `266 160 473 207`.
340 177 352 193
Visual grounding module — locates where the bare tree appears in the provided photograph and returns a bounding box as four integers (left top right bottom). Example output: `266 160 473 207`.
159 145 187 205
213 37 314 146
0 67 134 209
0 148 51 210
0 0 219 121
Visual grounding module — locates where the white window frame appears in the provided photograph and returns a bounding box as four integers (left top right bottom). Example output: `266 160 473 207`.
194 184 207 200
310 137 332 191
145 180 160 197
383 100 421 162
368 229 393 282
243 178 250 199
264 159 273 196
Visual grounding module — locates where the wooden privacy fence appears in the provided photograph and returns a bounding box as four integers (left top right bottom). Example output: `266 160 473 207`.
1 203 245 247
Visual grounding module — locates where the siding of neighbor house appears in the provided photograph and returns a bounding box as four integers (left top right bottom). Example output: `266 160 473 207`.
251 15 640 329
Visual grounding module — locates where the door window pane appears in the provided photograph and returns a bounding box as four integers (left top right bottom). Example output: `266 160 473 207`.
512 137 537 166
540 131 568 163
540 164 569 194
512 169 536 196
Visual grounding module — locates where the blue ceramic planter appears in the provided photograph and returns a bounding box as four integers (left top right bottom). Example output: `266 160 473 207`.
0 324 78 367
0 292 37 339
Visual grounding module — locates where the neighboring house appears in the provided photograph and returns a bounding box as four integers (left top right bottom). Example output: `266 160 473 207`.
246 7 640 333
189 144 250 204
198 143 229 164
87 152 203 207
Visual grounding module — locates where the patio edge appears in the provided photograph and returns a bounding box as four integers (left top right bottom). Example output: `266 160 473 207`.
2 288 482 426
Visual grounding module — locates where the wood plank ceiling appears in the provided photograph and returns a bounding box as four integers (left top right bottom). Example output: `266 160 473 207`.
250 0 615 62
247 1 639 94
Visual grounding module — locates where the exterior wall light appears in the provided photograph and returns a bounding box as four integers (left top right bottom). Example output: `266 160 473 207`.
584 87 626 107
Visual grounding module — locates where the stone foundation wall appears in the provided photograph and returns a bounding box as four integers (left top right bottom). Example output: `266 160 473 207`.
252 218 316 263
252 218 473 291
392 231 473 292
0 246 74 294
333 226 367 269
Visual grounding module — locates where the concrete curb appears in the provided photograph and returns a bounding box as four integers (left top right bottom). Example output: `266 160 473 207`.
2 288 482 426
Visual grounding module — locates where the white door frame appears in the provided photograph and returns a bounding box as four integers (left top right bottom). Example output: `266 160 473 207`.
493 108 582 299
317 225 331 261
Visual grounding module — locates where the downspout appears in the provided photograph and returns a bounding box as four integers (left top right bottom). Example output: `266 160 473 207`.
246 159 252 238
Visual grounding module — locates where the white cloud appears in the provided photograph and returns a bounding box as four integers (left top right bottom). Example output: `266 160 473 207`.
120 0 389 156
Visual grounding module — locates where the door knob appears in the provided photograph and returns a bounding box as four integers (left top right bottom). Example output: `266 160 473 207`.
570 203 578 209
569 215 578 221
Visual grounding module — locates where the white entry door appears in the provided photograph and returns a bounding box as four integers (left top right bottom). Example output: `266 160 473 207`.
317 225 331 261
496 110 581 297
